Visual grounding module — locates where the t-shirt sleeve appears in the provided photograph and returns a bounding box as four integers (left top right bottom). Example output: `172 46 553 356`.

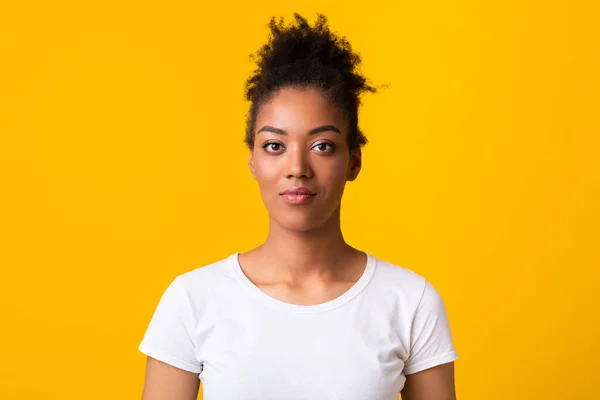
403 279 459 375
138 276 203 374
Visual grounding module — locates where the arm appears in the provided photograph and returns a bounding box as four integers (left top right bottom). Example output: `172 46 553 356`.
400 361 456 400
141 356 200 400
402 280 459 399
138 277 204 399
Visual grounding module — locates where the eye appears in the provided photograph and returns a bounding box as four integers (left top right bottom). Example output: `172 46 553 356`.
262 141 284 153
311 142 335 153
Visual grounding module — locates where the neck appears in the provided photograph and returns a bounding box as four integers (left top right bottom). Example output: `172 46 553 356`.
256 206 356 282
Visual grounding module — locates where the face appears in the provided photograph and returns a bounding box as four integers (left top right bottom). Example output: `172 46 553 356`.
248 86 362 232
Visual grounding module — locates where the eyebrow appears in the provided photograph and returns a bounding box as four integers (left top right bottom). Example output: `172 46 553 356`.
256 125 341 135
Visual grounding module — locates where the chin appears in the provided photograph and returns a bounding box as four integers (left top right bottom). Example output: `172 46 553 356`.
272 211 333 233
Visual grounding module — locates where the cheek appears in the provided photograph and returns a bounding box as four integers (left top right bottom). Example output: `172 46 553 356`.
253 158 280 190
319 157 350 195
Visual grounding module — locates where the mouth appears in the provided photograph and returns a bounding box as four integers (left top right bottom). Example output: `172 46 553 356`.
280 192 317 204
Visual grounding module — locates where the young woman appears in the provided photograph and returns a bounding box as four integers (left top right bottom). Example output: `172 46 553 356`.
139 13 458 400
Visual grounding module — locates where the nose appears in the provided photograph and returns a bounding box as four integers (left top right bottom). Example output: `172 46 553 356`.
285 144 313 179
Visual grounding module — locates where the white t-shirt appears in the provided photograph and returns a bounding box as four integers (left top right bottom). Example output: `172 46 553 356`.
139 251 458 399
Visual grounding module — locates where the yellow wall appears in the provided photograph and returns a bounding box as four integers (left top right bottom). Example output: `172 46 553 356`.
1 1 598 399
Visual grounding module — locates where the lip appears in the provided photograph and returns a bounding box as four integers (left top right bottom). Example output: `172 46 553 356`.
280 186 317 204
281 187 316 196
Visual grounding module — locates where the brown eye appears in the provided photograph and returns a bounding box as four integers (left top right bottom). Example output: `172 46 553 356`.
312 142 335 152
263 142 284 152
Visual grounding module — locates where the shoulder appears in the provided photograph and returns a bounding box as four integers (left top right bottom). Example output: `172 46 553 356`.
177 253 235 281
168 253 238 303
368 254 449 314
369 255 428 300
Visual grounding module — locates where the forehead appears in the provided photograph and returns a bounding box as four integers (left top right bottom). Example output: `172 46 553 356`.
256 87 347 132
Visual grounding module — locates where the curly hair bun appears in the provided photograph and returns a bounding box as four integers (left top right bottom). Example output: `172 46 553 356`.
244 13 376 150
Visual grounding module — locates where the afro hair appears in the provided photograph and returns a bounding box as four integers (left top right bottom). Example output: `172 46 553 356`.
244 13 376 150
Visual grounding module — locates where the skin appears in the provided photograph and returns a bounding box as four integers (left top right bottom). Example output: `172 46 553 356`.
141 86 456 400
240 85 367 302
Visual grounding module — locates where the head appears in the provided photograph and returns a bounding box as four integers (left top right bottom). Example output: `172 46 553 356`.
244 13 376 232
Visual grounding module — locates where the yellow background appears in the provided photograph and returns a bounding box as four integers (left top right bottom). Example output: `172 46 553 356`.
1 1 598 399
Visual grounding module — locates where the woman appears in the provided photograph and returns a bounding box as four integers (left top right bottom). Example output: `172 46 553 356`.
139 13 458 400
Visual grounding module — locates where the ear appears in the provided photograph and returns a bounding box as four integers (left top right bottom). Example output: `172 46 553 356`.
248 151 257 180
347 147 362 181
